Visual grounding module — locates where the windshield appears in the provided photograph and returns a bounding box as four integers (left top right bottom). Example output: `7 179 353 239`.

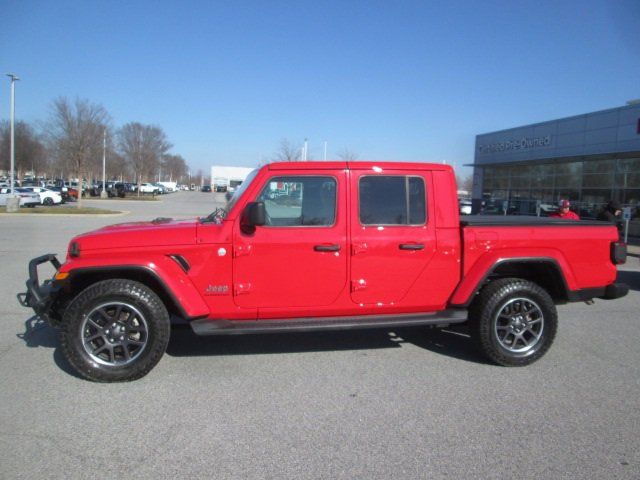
201 168 260 223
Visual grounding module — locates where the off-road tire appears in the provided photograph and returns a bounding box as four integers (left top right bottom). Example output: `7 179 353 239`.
59 279 170 382
469 278 557 366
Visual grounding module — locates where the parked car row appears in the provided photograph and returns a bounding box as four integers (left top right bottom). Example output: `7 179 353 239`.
87 182 179 196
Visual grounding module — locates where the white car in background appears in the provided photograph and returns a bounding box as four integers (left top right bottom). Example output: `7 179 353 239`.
459 199 473 215
138 183 159 194
19 187 63 205
0 188 40 207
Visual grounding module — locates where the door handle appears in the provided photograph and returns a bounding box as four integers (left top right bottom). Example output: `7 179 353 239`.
399 243 425 250
314 244 341 252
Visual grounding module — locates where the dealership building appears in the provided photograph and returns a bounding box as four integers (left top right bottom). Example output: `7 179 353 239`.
472 102 640 217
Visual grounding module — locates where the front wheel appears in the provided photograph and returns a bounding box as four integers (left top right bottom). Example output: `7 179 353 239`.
469 278 557 366
59 279 170 382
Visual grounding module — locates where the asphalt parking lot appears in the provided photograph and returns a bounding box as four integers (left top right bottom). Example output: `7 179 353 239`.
1 192 639 479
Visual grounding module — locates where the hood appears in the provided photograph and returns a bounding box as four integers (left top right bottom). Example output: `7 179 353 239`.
71 217 200 251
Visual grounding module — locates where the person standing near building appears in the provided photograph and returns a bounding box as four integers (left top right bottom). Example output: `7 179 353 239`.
597 200 623 233
550 199 580 220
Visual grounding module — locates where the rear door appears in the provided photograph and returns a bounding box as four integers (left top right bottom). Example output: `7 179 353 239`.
233 170 348 310
349 169 437 305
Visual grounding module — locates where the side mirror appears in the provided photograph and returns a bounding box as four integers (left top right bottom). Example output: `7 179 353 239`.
241 202 266 233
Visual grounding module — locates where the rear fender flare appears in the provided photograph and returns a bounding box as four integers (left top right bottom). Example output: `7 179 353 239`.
450 252 575 307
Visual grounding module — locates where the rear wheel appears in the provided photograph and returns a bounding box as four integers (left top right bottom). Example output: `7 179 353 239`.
469 278 557 366
43 197 54 206
59 279 170 382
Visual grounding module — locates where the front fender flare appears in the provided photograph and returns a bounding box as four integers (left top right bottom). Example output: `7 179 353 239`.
61 255 210 320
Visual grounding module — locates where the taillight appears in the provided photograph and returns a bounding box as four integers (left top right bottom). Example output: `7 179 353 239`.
611 242 627 265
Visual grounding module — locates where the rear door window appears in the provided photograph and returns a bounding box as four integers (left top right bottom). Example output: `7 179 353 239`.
359 176 426 225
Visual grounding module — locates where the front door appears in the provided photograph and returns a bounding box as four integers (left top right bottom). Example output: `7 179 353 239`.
349 170 437 305
233 171 348 310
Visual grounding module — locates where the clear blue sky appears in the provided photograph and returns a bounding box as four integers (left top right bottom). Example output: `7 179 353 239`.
2 0 639 176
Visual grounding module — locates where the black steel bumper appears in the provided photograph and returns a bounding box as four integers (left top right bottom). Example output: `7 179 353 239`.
564 282 629 303
19 254 62 324
600 282 629 300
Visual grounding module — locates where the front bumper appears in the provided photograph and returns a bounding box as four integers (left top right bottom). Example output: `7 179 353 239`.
20 254 63 325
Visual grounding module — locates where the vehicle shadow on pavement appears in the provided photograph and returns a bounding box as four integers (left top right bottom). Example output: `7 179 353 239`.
399 325 489 364
617 270 640 292
16 316 84 379
166 324 488 365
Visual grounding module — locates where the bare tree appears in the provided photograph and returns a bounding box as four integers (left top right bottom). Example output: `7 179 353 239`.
0 120 47 178
337 147 359 160
194 169 204 187
118 123 172 193
45 98 110 206
161 154 188 182
273 139 301 162
0 121 47 177
107 151 129 181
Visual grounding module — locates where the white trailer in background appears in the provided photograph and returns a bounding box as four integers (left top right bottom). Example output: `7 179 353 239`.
210 165 255 192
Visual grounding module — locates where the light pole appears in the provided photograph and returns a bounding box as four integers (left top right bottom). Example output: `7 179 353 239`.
6 73 19 212
101 128 107 198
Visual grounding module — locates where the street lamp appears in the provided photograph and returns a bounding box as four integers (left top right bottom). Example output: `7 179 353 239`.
6 73 19 212
101 128 107 198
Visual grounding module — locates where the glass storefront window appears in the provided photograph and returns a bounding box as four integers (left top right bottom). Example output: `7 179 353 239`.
509 165 531 176
510 176 530 188
614 172 640 189
555 174 581 188
555 189 580 202
493 177 509 189
582 173 614 188
618 158 640 172
555 161 582 176
530 164 555 176
583 159 614 174
621 189 640 204
479 157 640 217
581 189 612 204
530 189 554 202
530 175 554 188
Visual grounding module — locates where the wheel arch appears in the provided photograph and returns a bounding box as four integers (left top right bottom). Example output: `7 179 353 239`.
60 266 204 322
452 258 571 307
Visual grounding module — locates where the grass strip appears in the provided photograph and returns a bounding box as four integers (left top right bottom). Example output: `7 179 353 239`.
11 206 122 214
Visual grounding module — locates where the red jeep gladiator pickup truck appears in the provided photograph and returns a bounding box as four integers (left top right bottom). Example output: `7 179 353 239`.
22 162 628 381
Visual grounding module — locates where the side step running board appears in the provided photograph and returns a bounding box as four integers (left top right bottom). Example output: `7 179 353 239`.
190 310 468 336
